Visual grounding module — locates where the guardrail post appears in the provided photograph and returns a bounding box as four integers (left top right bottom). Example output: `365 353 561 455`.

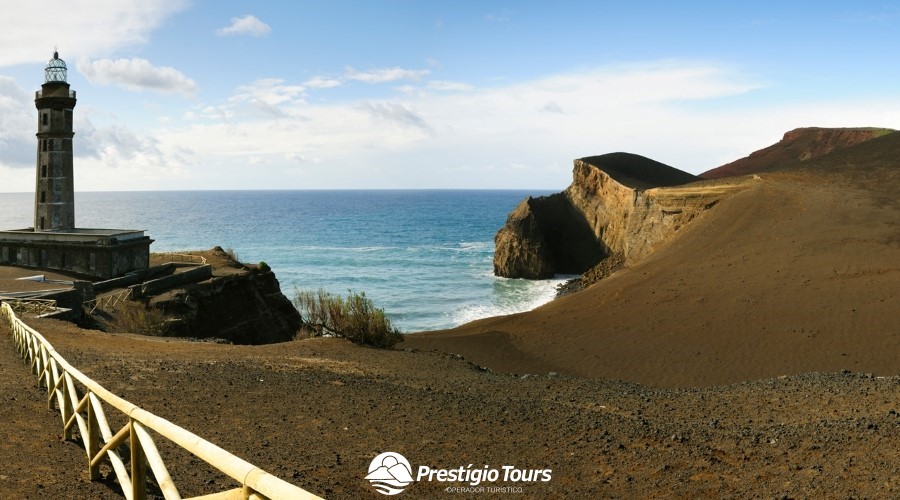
87 394 101 480
49 361 60 409
37 345 44 380
61 372 75 440
130 417 147 500
62 382 74 440
42 346 53 390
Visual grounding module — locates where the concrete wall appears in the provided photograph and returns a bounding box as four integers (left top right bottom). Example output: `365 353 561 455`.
0 236 152 279
140 265 212 296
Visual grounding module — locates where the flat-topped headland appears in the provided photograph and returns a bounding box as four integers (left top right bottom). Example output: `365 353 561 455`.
407 127 900 388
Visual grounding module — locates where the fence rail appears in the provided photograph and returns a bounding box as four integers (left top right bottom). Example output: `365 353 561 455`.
1 298 58 316
84 288 133 314
1 301 321 500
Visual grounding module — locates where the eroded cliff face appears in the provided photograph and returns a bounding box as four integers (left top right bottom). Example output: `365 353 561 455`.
494 153 753 280
494 191 604 279
492 196 557 279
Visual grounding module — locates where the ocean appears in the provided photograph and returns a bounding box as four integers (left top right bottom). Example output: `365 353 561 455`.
0 190 569 332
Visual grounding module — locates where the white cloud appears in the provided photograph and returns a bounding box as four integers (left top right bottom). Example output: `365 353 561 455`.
426 80 475 92
361 102 433 135
284 152 307 163
304 76 342 89
72 116 194 188
196 105 234 122
231 79 306 106
78 58 198 97
198 78 307 119
345 66 430 84
216 15 271 37
118 61 773 189
391 80 474 98
539 101 564 114
302 70 442 94
9 58 896 191
0 77 36 168
394 85 419 95
0 1 187 67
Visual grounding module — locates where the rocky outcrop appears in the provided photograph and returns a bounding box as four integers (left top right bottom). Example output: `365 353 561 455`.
700 127 894 179
493 192 603 279
495 152 752 280
154 267 302 344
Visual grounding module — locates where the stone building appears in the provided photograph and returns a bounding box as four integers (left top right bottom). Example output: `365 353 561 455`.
0 51 152 279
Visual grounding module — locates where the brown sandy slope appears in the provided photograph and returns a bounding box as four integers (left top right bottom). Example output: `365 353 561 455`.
406 132 900 388
700 126 893 179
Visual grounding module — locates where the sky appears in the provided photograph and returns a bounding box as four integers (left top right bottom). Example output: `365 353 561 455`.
1 1 900 192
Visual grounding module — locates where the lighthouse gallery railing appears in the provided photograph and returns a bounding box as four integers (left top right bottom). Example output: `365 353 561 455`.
1 301 321 500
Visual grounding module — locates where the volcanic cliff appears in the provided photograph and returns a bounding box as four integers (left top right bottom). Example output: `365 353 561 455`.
155 264 302 344
493 152 753 279
89 247 303 344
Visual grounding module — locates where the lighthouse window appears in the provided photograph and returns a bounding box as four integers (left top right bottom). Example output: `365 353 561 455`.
40 191 46 203
41 140 47 152
42 113 48 126
41 165 47 177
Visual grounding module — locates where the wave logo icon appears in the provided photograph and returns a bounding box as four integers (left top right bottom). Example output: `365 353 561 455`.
365 452 415 495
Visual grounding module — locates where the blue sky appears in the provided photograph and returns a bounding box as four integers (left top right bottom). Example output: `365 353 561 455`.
1 1 899 191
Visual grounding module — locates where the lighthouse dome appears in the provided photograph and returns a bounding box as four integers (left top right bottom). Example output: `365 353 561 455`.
45 51 67 83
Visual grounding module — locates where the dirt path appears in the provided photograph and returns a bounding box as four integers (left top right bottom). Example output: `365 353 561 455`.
0 321 120 498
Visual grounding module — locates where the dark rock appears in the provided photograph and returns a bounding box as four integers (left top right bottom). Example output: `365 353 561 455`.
154 268 301 344
493 193 603 279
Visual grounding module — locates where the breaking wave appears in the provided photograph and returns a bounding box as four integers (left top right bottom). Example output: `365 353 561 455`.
450 275 574 326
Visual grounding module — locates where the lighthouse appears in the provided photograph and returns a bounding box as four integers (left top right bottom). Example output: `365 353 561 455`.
34 51 77 231
0 50 153 279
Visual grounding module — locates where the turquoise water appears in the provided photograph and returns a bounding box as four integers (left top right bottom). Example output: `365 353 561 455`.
0 190 569 332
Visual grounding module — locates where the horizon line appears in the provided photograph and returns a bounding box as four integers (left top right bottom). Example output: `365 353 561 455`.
0 187 564 195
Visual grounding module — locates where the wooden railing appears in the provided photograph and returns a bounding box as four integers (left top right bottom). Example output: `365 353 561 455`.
84 289 132 314
1 301 321 500
1 298 58 316
82 288 131 314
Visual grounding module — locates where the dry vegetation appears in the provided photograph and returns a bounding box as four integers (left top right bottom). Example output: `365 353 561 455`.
293 289 403 348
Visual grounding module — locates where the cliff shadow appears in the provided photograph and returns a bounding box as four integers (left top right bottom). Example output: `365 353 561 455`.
530 193 608 275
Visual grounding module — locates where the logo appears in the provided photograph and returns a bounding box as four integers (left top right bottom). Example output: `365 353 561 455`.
365 452 414 495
